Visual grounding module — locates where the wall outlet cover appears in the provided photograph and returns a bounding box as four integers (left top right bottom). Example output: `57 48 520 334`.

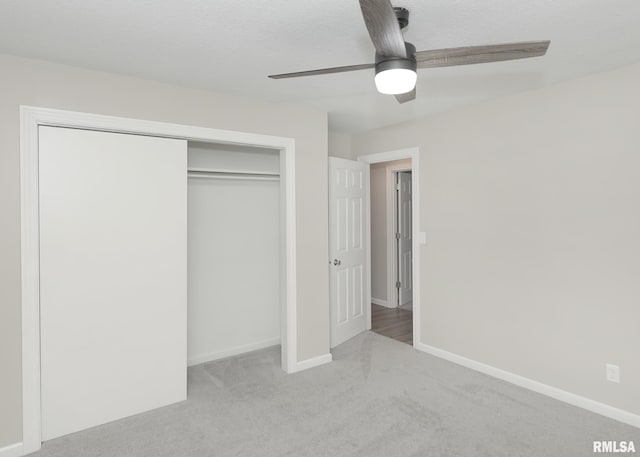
606 363 620 383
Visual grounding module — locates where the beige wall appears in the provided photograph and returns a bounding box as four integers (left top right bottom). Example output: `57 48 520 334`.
370 159 411 304
0 54 329 447
353 63 640 417
328 131 352 159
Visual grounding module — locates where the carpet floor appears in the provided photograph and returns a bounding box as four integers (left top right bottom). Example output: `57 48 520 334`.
30 332 639 457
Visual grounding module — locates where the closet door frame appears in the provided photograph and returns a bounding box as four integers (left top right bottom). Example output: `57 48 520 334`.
20 106 298 455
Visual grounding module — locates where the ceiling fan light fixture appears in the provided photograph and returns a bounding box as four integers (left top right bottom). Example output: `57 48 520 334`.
267 1 550 106
374 58 417 95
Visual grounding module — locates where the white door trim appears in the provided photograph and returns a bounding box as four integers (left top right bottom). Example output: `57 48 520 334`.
20 106 298 455
359 148 420 346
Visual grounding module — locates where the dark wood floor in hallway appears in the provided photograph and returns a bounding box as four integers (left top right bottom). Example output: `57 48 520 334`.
371 303 412 345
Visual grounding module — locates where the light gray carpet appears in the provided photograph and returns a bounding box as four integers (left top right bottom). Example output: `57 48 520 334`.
30 332 639 457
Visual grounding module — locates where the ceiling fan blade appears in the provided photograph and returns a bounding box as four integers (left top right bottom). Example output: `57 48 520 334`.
359 0 407 58
268 63 375 79
415 41 550 69
395 88 416 104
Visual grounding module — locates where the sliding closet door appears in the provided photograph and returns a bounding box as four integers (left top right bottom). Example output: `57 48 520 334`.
39 126 187 441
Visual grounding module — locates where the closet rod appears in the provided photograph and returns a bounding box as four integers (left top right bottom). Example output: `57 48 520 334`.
187 170 280 181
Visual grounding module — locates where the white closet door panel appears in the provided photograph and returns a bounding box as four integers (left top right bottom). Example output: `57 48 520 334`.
187 177 280 363
39 126 187 441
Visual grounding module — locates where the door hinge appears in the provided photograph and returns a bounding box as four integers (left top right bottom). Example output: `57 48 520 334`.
395 232 401 239
396 281 401 289
396 183 401 190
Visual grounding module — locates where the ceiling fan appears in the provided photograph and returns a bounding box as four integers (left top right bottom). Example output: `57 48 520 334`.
268 0 550 104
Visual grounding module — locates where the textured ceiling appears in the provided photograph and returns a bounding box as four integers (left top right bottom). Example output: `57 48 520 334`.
1 0 639 133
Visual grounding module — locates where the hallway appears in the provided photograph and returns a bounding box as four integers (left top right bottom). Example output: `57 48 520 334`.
371 303 412 345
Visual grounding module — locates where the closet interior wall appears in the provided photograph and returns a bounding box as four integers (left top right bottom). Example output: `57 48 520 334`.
187 141 281 366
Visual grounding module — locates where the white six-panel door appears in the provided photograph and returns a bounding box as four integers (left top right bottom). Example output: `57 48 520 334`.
398 171 413 306
329 157 368 347
39 126 187 440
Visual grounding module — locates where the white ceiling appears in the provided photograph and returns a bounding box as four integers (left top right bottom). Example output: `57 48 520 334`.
1 0 639 133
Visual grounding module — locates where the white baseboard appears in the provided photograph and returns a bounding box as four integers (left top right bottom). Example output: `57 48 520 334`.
290 353 333 373
415 342 640 429
0 443 23 457
188 337 281 366
371 297 393 308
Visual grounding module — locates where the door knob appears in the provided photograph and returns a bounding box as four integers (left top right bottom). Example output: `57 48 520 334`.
333 259 342 266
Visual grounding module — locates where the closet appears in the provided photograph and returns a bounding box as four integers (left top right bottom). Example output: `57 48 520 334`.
187 141 281 365
37 127 282 442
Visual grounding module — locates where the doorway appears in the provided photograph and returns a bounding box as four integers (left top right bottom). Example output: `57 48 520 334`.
369 160 413 344
359 148 421 348
328 148 421 350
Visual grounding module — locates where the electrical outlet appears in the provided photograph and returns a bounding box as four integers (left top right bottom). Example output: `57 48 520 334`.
606 363 620 383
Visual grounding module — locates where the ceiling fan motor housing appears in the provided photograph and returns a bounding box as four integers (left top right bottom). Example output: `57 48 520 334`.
375 56 417 75
374 41 417 71
393 7 410 29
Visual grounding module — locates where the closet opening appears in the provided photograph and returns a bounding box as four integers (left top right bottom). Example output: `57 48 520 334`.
21 107 299 453
187 141 283 366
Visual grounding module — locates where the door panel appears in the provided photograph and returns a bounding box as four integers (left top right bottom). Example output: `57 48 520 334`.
337 269 349 323
39 126 187 440
329 157 369 347
352 265 364 317
398 171 413 306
